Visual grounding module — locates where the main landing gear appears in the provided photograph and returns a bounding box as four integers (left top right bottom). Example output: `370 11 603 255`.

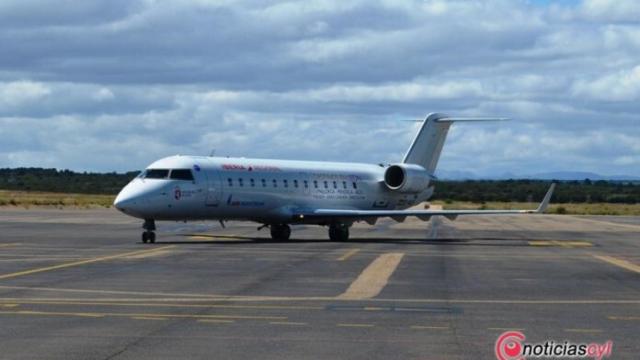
270 224 291 241
329 223 350 242
142 219 156 244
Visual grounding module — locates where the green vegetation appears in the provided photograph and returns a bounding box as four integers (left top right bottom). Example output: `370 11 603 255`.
0 168 638 214
0 190 114 208
0 168 138 194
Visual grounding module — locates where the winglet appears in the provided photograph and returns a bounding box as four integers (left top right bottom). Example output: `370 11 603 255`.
535 183 556 213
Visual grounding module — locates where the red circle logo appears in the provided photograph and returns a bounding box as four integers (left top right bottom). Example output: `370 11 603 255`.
495 331 525 360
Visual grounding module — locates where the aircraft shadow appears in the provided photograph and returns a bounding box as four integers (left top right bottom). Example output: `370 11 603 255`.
153 235 534 246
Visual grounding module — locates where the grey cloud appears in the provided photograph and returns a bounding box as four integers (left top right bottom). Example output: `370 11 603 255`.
0 0 638 176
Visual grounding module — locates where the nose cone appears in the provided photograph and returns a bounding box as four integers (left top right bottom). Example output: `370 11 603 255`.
114 181 149 217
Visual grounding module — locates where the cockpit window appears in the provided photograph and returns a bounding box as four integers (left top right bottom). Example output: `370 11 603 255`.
144 169 169 179
170 169 194 181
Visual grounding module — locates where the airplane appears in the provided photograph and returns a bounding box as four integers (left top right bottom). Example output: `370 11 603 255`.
114 113 555 243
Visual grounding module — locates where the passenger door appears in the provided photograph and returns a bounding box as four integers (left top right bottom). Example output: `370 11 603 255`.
205 169 222 206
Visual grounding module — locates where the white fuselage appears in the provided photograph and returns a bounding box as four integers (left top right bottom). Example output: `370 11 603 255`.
114 155 426 224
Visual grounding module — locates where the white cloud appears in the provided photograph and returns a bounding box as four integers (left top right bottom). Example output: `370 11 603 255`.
0 0 638 177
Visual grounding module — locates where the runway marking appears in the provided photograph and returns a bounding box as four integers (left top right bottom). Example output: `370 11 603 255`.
564 328 602 333
131 316 167 321
197 319 235 324
0 243 20 249
410 325 449 330
0 310 286 320
608 316 640 321
0 299 323 310
122 249 174 259
488 327 525 331
528 241 592 248
338 253 404 300
269 321 307 326
337 323 374 328
592 255 640 274
0 310 105 318
337 248 360 261
0 246 175 281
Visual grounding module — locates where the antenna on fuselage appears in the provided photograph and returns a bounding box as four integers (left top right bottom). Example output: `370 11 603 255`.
209 149 216 157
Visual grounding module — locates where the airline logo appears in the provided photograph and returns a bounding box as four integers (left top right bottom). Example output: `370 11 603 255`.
222 164 280 172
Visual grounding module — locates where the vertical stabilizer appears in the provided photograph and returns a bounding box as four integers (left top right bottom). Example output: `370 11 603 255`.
402 113 452 174
402 113 507 174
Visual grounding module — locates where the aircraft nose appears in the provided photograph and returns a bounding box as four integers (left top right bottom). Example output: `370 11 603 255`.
114 183 147 216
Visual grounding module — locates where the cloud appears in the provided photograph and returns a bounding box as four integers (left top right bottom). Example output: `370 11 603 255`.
0 0 638 176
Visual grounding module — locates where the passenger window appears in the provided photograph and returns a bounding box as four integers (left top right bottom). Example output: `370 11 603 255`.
250 178 255 187
145 169 169 179
342 181 347 189
313 180 318 188
170 169 194 181
304 180 308 188
323 181 328 189
238 178 244 187
228 178 233 187
272 179 277 188
352 182 357 189
261 179 266 187
293 180 298 188
283 179 288 188
332 181 337 189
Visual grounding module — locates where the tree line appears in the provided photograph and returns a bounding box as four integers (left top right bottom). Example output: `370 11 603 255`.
0 168 638 204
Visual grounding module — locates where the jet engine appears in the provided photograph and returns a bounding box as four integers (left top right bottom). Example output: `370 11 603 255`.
383 164 431 193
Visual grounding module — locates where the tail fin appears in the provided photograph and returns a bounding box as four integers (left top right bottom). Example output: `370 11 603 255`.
402 113 507 174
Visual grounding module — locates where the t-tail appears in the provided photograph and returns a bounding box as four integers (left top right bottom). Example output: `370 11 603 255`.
402 113 508 175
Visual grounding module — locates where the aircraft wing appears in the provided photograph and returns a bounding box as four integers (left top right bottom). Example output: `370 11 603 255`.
294 184 555 222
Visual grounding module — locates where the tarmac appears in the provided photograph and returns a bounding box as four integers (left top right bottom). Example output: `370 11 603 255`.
0 208 638 359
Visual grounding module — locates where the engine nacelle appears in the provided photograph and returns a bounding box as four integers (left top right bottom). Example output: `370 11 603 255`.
383 164 431 193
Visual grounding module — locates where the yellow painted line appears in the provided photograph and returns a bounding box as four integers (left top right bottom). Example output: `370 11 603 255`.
608 316 640 321
0 246 175 280
337 323 374 328
131 316 167 321
0 310 104 318
337 248 360 261
592 255 640 274
123 250 174 259
410 326 449 330
0 300 322 310
0 304 18 308
338 253 404 300
364 307 384 311
197 319 235 324
488 327 525 331
269 321 307 326
0 310 285 320
0 243 20 249
528 241 591 248
564 328 602 333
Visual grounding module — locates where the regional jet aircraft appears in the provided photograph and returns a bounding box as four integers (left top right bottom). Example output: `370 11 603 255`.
114 113 555 243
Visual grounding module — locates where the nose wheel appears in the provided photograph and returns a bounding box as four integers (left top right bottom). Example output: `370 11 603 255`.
142 219 156 244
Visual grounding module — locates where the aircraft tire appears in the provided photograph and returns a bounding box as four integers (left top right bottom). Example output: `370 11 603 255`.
329 224 349 242
149 232 156 244
142 232 149 243
270 224 291 241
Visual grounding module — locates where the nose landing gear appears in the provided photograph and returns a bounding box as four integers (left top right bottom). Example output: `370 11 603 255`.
142 219 156 244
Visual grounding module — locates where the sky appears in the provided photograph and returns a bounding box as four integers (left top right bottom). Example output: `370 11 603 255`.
0 0 639 177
